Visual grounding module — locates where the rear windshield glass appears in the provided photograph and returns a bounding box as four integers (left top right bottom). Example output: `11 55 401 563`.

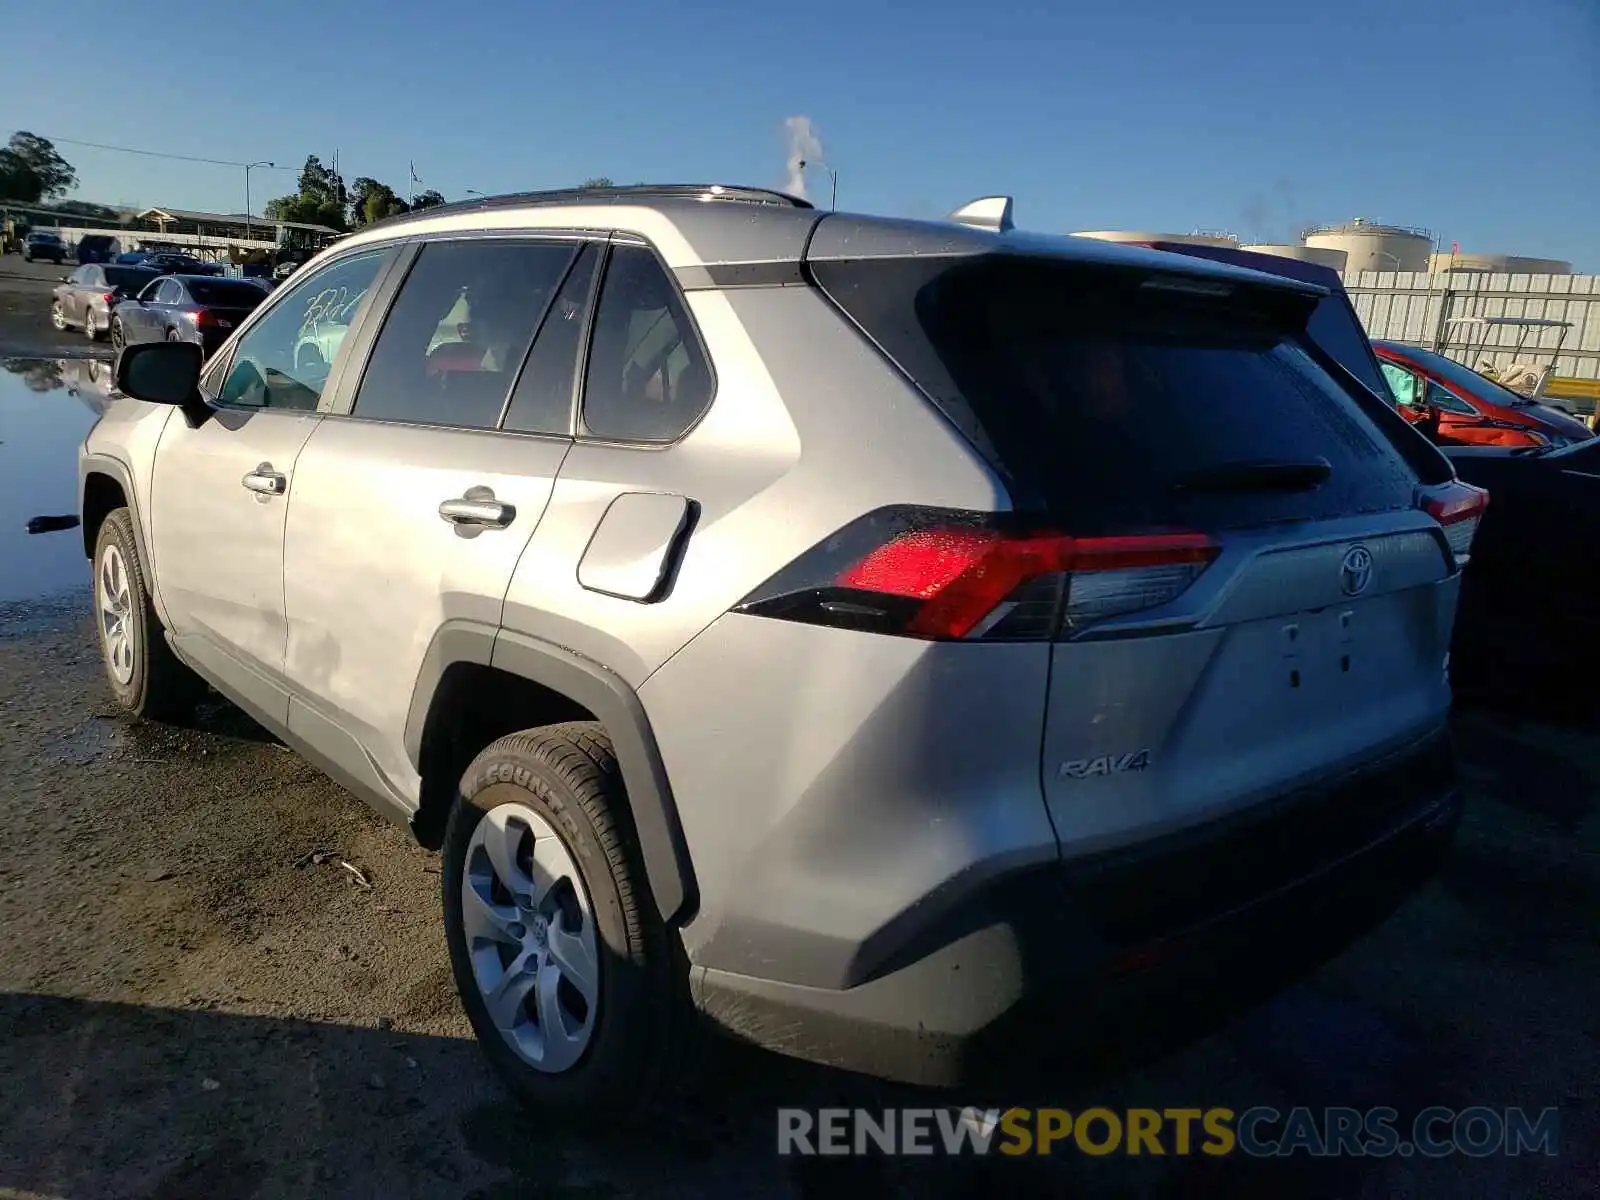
187 280 266 307
105 267 159 289
30 232 61 242
813 255 1419 533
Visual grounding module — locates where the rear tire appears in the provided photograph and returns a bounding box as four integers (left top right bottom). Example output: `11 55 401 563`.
93 508 205 721
442 723 690 1121
84 308 102 341
110 317 125 352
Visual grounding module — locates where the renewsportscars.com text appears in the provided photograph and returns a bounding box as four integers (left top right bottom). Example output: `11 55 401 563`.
776 1106 1560 1158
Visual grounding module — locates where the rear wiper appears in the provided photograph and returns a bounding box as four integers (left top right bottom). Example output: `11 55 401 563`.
1171 458 1332 494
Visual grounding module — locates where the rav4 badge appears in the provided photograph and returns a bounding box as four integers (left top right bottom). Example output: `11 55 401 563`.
1058 750 1152 780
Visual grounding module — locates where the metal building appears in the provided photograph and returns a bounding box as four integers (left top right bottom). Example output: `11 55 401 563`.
1303 218 1433 273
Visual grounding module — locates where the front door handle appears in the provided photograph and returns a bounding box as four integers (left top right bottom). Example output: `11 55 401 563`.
439 485 515 529
242 463 286 495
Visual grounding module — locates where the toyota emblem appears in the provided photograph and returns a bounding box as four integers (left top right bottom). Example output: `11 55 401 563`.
1340 546 1374 596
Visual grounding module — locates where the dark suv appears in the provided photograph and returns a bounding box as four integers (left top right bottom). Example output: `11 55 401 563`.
75 234 119 264
23 230 66 264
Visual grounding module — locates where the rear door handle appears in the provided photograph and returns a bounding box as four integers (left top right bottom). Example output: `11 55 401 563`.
438 486 515 529
241 463 286 495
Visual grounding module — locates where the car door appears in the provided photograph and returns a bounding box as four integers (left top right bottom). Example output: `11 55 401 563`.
500 239 721 684
122 279 164 342
151 278 185 337
69 266 101 323
146 245 396 730
280 235 587 809
57 266 86 322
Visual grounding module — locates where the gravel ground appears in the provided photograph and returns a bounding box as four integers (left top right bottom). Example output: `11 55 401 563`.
0 256 1596 1198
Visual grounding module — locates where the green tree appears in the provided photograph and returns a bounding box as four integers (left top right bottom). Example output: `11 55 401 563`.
0 131 78 203
263 155 350 231
579 177 614 189
411 189 446 210
346 177 409 226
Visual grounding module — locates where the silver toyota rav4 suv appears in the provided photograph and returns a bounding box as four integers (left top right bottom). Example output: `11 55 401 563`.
80 185 1482 1112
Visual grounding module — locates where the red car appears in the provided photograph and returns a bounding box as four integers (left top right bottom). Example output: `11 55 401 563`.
1374 341 1593 449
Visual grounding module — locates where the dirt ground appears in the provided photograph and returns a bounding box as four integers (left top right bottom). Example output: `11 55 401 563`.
0 256 1597 1198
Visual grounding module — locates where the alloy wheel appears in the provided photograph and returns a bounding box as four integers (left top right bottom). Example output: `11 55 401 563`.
97 542 135 685
461 802 601 1073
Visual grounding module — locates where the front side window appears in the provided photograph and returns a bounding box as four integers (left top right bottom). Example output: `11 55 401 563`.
580 244 713 443
1380 361 1419 407
216 248 387 411
1425 379 1478 416
351 239 577 430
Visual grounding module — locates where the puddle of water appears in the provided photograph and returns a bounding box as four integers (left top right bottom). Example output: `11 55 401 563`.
0 357 114 605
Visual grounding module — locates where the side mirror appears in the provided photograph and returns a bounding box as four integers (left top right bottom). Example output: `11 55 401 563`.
114 340 209 425
60 275 70 283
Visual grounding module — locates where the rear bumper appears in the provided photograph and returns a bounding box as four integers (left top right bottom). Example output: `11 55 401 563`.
694 727 1458 1086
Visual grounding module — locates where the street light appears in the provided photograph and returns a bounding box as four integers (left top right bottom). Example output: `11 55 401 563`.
797 159 838 210
244 161 274 242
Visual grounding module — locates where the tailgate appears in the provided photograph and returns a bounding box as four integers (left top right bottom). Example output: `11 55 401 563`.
1042 514 1457 854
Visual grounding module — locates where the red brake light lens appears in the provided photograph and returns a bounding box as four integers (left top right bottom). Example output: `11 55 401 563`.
736 508 1220 641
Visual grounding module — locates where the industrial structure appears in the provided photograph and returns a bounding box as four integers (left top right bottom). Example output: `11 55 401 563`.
1302 218 1434 273
1239 243 1349 270
1427 251 1572 275
1071 229 1239 248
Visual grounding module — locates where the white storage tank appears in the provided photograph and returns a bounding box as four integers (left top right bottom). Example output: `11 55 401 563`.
1302 218 1432 272
1240 244 1349 271
1427 251 1572 275
1072 230 1239 248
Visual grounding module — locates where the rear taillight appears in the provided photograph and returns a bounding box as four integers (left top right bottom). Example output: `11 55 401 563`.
733 507 1220 641
1418 481 1489 567
101 292 116 306
189 309 218 328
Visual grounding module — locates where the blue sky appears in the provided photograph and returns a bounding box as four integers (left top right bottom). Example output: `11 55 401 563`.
4 0 1597 265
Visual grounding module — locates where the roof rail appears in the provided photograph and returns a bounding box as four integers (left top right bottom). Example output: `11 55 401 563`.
371 184 814 230
946 196 1015 233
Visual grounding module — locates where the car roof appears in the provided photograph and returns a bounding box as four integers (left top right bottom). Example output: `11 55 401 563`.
334 182 1324 298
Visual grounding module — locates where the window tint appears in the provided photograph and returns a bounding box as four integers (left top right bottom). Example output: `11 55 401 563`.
502 243 599 436
188 279 265 308
812 255 1418 533
106 266 157 291
217 248 387 411
1425 379 1477 416
352 239 575 429
581 244 712 442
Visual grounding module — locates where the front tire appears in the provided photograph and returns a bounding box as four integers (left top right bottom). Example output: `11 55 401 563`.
50 302 67 331
442 723 689 1120
109 316 125 352
93 508 204 721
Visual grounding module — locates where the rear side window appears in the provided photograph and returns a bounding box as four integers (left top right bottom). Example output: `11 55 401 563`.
580 244 712 443
502 243 600 436
187 279 266 307
813 255 1420 533
105 267 156 291
352 239 576 430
